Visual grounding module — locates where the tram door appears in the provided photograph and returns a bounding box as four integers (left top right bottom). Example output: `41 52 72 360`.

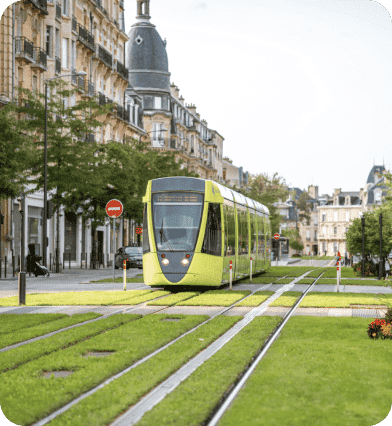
223 202 236 283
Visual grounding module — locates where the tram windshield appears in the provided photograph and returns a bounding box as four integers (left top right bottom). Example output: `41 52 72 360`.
152 192 204 251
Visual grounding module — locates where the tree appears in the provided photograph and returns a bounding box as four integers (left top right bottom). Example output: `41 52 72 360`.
296 190 311 225
0 103 35 200
282 227 304 254
247 172 289 234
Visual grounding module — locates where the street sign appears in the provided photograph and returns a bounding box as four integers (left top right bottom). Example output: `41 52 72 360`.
273 233 280 240
136 227 143 234
106 199 123 218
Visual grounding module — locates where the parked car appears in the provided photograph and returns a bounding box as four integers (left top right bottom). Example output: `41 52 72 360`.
115 246 143 269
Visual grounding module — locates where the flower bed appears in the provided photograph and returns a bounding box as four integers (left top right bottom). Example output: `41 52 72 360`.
368 308 392 339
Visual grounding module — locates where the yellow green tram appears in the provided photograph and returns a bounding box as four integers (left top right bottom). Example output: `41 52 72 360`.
142 177 271 287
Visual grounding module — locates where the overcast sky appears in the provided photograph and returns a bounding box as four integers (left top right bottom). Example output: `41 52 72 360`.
123 0 392 196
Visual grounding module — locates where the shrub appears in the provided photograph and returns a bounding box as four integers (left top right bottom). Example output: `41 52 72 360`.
367 319 386 339
292 254 301 258
384 307 392 324
381 323 392 338
353 262 378 277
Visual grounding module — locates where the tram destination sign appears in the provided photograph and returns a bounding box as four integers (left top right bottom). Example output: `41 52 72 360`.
273 233 280 240
106 199 123 218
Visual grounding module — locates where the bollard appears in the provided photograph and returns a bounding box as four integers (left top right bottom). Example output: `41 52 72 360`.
12 255 15 277
123 259 127 290
336 260 340 292
63 253 65 270
0 256 2 279
250 257 252 283
229 260 233 290
69 252 71 269
5 256 7 279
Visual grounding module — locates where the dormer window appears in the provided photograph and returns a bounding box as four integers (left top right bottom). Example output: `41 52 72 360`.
375 191 382 203
154 96 161 109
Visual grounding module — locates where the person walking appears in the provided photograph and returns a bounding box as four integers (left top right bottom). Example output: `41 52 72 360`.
385 258 391 279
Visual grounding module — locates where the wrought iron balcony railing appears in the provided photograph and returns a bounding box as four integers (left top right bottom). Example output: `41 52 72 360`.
55 1 61 20
96 0 108 16
95 45 112 69
77 24 95 52
32 47 47 70
72 15 77 32
77 75 85 91
15 37 34 62
85 133 95 143
86 80 94 97
71 69 77 85
97 92 106 106
55 56 61 74
116 60 128 81
27 0 48 14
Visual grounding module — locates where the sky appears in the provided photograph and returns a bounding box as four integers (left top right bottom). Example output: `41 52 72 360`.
123 0 392 196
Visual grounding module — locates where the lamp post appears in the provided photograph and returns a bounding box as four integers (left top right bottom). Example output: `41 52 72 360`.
17 196 26 305
42 71 87 270
360 212 365 278
379 213 383 280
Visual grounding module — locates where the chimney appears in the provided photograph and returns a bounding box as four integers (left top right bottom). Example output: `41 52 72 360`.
179 95 184 106
170 84 180 99
334 188 341 196
187 104 197 115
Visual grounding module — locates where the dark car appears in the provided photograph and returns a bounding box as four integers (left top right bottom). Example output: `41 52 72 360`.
115 246 143 269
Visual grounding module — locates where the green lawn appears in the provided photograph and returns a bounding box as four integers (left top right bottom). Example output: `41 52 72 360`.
274 278 295 284
218 317 392 426
1 314 209 425
237 276 279 284
235 291 274 307
111 290 170 305
0 313 68 334
301 292 392 308
300 256 334 260
147 292 200 306
317 278 390 286
295 279 315 284
321 267 357 278
0 290 152 306
0 314 141 373
42 316 242 426
90 277 145 283
306 268 328 278
0 313 101 349
269 291 302 307
176 290 251 306
135 316 282 426
261 266 315 277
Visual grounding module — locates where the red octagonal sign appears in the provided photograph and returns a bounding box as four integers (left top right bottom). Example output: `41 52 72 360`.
273 233 280 240
106 199 123 218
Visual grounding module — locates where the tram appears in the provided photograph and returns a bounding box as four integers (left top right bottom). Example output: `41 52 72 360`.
142 177 271 287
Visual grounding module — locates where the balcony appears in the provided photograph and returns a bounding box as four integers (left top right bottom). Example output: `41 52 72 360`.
95 45 112 69
96 0 108 17
77 75 85 92
86 80 94 97
114 19 119 28
72 15 77 33
27 0 48 14
97 92 106 105
119 0 124 9
77 24 95 52
85 133 95 143
55 56 61 75
71 69 77 85
55 1 61 20
15 37 34 63
151 137 170 149
31 47 48 71
116 60 129 81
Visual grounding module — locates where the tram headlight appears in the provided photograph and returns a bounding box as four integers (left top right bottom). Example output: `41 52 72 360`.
181 258 189 266
162 258 169 265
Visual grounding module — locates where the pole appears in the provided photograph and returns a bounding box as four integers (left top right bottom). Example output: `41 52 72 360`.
379 213 383 280
123 259 126 290
230 259 233 288
43 83 48 267
336 260 340 292
361 216 365 278
112 217 115 282
18 197 26 305
250 257 252 283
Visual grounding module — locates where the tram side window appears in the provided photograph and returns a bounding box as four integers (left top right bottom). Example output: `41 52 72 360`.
142 204 150 254
202 203 222 256
250 210 257 256
238 207 248 255
224 203 235 255
257 214 264 256
265 216 271 253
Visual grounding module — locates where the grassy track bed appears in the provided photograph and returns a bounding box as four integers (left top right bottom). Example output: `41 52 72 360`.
43 316 242 426
235 291 274 307
321 267 357 278
176 290 251 306
90 277 145 283
317 278 389 286
111 290 170 305
261 266 315 277
1 314 209 426
306 269 328 278
274 278 295 284
295 279 315 284
300 292 392 308
269 291 303 307
0 313 68 335
237 276 278 284
300 255 334 260
135 316 282 426
0 290 152 307
218 317 392 426
0 314 141 373
0 313 101 349
147 292 200 306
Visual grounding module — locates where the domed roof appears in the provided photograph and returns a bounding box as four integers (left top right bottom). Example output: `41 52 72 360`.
126 1 170 93
366 165 385 185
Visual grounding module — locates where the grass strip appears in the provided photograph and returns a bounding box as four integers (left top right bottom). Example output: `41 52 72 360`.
90 277 145 283
0 313 101 349
235 291 274 307
0 290 152 306
1 314 209 426
295 279 315 284
237 276 278 284
218 317 392 426
42 316 242 426
321 267 357 278
301 292 392 308
306 269 328 278
317 278 390 286
269 291 302 307
274 278 294 284
112 290 170 305
135 316 282 426
261 266 315 277
0 314 141 373
176 290 251 306
300 255 334 260
147 292 200 306
0 313 68 335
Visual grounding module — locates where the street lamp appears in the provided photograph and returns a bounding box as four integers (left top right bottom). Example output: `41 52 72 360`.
42 71 87 270
359 212 365 278
379 213 383 280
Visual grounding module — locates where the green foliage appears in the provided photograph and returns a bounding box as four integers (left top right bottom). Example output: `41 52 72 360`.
147 292 200 306
296 190 312 225
282 228 304 253
176 290 251 306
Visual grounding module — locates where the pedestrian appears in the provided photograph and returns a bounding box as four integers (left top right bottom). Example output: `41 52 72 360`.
385 258 391 279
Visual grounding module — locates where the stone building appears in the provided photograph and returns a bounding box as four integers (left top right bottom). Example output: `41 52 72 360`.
221 159 249 189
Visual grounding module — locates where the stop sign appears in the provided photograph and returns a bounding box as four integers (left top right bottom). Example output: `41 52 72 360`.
106 199 123 218
273 233 280 240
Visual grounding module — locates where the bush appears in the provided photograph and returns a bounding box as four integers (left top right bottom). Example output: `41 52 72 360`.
353 261 378 277
292 254 302 258
367 319 387 339
384 308 392 324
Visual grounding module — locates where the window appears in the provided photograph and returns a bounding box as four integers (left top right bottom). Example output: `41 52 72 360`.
32 75 38 92
202 203 222 256
322 213 326 222
154 96 161 109
314 230 317 240
333 242 338 252
63 0 69 16
55 29 60 58
322 227 326 235
62 38 69 68
142 204 150 254
334 212 337 222
334 227 337 235
322 242 326 252
71 40 76 70
375 191 382 202
46 26 53 57
314 216 318 226
346 212 350 222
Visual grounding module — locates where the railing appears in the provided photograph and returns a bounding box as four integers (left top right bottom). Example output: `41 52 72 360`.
96 0 108 16
97 92 106 105
27 0 48 14
114 19 119 28
151 137 171 149
86 133 95 143
78 24 95 51
116 60 129 81
71 69 77 85
15 37 34 61
77 75 85 91
87 80 94 96
119 0 124 9
32 47 48 69
72 15 77 32
55 56 61 74
55 1 61 19
96 45 112 68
